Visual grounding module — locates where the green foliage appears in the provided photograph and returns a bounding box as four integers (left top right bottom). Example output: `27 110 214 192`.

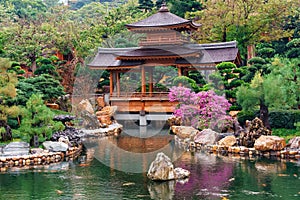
138 0 154 12
173 76 200 92
0 0 47 19
256 47 276 58
248 57 267 65
34 56 60 78
13 94 64 143
286 38 300 48
237 110 257 127
268 110 300 129
265 57 299 109
216 62 236 70
0 58 20 121
286 48 300 58
188 71 206 85
12 74 65 106
7 62 25 75
169 0 202 18
272 128 300 142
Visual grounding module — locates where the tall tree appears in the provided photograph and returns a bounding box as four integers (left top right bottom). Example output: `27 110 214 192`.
187 0 298 60
236 73 271 129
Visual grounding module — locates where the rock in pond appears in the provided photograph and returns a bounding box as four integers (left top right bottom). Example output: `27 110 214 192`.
147 152 190 181
254 135 286 151
43 141 69 152
194 129 220 145
171 126 199 140
218 135 237 147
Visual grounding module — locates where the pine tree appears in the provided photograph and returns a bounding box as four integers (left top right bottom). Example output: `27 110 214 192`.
13 94 64 145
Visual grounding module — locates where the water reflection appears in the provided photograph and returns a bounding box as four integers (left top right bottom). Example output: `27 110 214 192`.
1 127 300 200
82 127 185 173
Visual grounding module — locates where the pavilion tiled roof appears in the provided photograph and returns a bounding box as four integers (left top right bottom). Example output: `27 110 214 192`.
87 41 241 69
126 5 200 31
116 45 200 59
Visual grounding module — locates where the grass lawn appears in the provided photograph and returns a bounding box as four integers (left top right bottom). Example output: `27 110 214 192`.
272 128 300 142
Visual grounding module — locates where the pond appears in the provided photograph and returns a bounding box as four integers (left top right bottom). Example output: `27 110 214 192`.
0 126 300 200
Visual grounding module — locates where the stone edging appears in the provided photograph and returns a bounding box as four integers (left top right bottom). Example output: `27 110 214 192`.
0 145 83 172
175 136 300 160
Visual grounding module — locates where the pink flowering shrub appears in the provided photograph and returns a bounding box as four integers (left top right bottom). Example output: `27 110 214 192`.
169 86 233 131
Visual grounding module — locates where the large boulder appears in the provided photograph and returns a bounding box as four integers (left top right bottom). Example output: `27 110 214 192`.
147 152 190 181
194 129 220 145
287 137 300 150
254 135 286 151
2 142 30 156
171 126 199 140
218 135 237 147
80 110 101 129
43 141 69 152
78 99 94 114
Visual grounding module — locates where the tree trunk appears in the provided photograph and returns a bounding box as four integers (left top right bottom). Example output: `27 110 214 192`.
222 26 227 42
259 100 271 130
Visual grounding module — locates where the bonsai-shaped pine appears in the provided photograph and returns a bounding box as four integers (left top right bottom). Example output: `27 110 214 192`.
13 94 64 145
173 76 201 92
214 62 245 110
0 58 20 141
12 74 65 106
34 56 60 78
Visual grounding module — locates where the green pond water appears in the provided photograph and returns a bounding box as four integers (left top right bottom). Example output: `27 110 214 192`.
0 127 300 200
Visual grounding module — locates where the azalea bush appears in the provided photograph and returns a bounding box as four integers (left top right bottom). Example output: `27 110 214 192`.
169 86 233 131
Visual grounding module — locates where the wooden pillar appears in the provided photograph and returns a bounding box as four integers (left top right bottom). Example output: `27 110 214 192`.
149 67 153 97
109 71 114 96
183 68 188 76
116 72 120 97
177 66 183 87
141 66 146 96
177 66 182 76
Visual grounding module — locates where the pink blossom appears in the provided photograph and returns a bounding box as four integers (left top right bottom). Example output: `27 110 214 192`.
169 86 233 131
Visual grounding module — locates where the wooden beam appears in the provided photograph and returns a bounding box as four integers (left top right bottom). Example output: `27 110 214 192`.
110 71 114 96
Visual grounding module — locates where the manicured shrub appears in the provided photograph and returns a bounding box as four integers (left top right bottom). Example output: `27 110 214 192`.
248 57 266 65
268 110 300 129
237 109 300 129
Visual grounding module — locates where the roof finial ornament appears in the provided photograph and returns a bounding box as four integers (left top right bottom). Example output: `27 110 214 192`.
159 1 169 12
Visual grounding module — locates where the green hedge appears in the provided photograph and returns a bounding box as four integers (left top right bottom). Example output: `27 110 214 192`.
269 110 300 129
237 109 300 129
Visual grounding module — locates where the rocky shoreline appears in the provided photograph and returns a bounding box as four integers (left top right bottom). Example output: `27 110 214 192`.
171 117 300 161
0 145 83 172
0 122 123 172
176 136 300 160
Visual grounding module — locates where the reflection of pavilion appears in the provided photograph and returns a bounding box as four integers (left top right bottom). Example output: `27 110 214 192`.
88 4 241 123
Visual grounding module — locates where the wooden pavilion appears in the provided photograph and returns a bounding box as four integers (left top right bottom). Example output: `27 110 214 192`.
88 4 242 124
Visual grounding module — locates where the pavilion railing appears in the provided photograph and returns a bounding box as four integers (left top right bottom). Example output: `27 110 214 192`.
110 92 169 99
